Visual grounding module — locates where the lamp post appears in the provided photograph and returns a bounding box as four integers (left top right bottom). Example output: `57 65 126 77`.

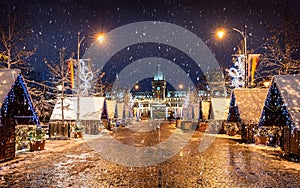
217 26 248 87
232 27 247 87
57 84 64 125
76 32 105 126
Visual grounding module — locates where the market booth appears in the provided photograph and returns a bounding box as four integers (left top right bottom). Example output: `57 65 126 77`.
209 98 230 133
259 75 300 156
50 97 106 138
227 88 268 140
0 69 40 161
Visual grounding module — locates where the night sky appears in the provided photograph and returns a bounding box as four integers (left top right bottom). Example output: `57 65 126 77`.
9 0 300 88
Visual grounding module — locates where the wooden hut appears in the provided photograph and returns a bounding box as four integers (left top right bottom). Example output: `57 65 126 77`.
197 100 211 132
0 69 40 161
210 98 230 121
49 97 106 137
259 75 300 156
227 88 268 141
201 100 210 121
106 100 116 120
209 98 230 133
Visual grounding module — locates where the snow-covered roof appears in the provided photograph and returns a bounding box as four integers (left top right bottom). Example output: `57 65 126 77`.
210 98 230 120
106 100 116 119
230 88 268 124
0 69 21 108
201 101 210 120
274 75 300 127
50 97 105 121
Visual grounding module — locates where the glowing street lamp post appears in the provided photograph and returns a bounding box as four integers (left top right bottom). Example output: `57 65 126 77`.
76 32 105 126
217 27 248 88
57 84 64 124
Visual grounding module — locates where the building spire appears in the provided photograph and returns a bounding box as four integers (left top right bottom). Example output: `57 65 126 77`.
154 64 164 81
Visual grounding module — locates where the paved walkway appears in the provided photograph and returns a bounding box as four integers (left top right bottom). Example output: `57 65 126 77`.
1 121 300 187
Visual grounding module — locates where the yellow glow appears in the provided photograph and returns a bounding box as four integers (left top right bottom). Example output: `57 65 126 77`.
97 33 105 44
263 80 271 88
217 30 225 39
179 84 184 89
135 84 139 90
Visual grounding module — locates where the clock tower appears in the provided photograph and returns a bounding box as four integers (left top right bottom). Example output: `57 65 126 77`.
152 64 166 101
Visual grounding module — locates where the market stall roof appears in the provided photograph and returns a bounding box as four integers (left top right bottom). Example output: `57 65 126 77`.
50 97 105 121
0 69 21 107
260 75 300 128
201 101 210 121
275 75 300 127
228 88 268 124
210 98 230 120
0 68 39 125
106 100 116 119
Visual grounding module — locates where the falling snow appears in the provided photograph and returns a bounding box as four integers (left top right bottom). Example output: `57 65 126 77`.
17 0 299 77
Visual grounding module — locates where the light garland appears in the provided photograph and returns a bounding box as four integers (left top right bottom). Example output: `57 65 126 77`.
228 54 245 88
1 75 40 126
79 59 93 96
18 75 40 126
227 92 242 123
129 93 136 108
259 82 292 131
183 92 189 108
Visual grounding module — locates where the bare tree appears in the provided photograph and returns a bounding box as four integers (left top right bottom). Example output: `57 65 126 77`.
0 1 35 70
27 48 73 123
24 48 74 124
26 80 55 123
44 48 74 98
37 47 109 123
258 6 300 76
93 72 110 97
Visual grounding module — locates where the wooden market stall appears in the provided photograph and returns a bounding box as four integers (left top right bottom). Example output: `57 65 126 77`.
201 100 211 122
209 98 230 133
227 88 268 140
259 75 300 156
50 97 106 137
0 69 40 161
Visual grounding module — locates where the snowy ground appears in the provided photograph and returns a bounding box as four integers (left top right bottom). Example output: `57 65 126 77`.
1 122 300 187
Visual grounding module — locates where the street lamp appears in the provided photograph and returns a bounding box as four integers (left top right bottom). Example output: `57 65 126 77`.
263 80 271 88
57 84 64 125
97 34 105 44
217 30 225 39
217 26 248 87
77 32 106 63
134 84 139 90
179 84 184 90
76 32 105 126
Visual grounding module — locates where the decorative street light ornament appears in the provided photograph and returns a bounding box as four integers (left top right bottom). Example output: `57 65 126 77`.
128 93 133 108
183 91 189 108
228 54 245 88
79 59 93 96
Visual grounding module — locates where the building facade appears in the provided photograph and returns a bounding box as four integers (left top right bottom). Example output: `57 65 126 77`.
107 64 201 121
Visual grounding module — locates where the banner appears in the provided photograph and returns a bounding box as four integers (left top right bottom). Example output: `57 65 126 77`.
67 59 75 88
247 54 260 86
0 53 8 61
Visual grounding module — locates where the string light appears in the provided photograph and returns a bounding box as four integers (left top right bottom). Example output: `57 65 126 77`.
259 82 292 130
1 75 40 126
79 59 93 96
228 54 245 88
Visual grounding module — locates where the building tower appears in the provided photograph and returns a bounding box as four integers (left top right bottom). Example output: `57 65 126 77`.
152 64 166 101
